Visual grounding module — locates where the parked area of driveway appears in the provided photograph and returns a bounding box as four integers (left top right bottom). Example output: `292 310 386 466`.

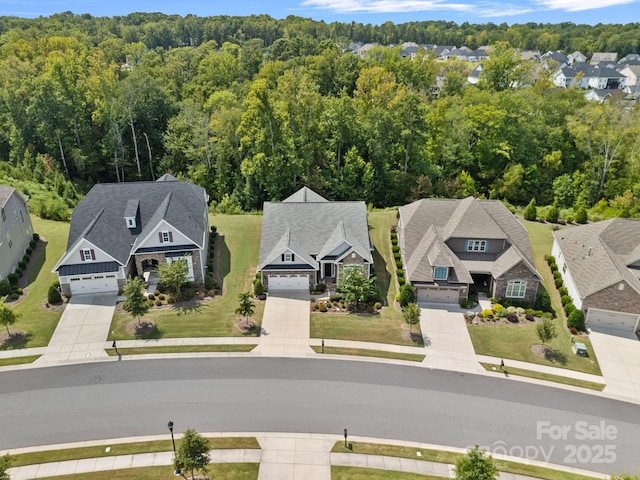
254 290 314 356
589 331 640 399
419 304 485 374
36 293 117 364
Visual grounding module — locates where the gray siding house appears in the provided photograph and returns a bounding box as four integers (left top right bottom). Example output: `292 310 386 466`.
258 187 373 291
552 219 640 337
0 186 34 281
398 197 541 304
53 175 209 296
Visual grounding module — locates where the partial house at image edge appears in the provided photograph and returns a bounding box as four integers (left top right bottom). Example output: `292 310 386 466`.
0 185 34 281
53 174 209 296
398 197 541 304
552 218 640 337
257 187 373 291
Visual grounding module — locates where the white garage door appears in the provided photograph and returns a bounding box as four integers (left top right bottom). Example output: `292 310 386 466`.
417 287 459 304
268 274 309 290
587 308 640 338
70 275 118 295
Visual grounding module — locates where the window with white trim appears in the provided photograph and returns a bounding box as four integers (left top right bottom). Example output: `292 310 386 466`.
433 266 448 280
82 249 93 261
505 280 527 298
161 231 171 243
284 252 293 262
466 240 488 252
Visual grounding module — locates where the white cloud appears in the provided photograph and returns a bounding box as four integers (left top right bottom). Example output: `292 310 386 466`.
534 0 637 11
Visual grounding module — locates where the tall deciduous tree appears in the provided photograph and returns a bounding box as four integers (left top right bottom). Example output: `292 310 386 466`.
122 277 149 325
177 428 211 480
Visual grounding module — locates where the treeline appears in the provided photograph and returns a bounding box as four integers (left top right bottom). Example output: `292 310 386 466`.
0 13 639 215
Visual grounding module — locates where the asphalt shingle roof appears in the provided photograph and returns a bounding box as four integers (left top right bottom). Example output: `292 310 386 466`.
398 197 539 284
259 187 372 271
554 219 640 298
63 177 208 267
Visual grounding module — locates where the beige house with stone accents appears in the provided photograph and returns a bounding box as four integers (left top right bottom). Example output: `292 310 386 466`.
53 174 209 296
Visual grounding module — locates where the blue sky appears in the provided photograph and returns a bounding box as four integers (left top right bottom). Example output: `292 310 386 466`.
1 0 639 25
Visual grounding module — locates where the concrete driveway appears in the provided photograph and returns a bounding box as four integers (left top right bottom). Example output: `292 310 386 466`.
37 293 117 364
419 304 485 374
589 331 640 401
253 290 314 356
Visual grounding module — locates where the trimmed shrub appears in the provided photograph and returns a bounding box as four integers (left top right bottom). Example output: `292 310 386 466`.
569 327 579 335
146 299 154 307
8 293 18 300
393 252 401 261
26 246 33 254
395 260 403 269
398 277 405 286
567 309 586 331
155 299 163 306
326 301 332 308
14 267 22 277
553 271 562 280
536 289 552 312
167 296 176 304
525 313 535 321
15 287 23 295
330 293 342 302
561 295 573 306
558 286 568 296
523 198 537 221
545 203 559 223
254 279 264 296
492 303 504 312
575 206 588 224
374 302 382 310
481 309 494 319
148 293 155 301
565 214 575 224
392 245 400 253
506 313 519 323
159 294 166 300
564 303 576 315
204 275 215 291
313 303 320 310
8 273 19 285
554 277 564 289
399 283 415 307
0 280 11 296
318 302 327 312
33 233 40 241
47 285 63 304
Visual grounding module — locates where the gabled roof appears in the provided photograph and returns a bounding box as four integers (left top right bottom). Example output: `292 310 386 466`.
58 178 208 268
258 187 372 271
398 197 539 285
553 219 640 298
591 52 618 64
0 185 28 208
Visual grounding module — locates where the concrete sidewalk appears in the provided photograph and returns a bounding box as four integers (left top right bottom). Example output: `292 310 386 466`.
5 433 608 480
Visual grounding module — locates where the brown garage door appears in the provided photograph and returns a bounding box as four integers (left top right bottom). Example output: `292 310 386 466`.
417 287 459 304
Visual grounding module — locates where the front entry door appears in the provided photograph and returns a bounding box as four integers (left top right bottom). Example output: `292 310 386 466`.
323 263 333 278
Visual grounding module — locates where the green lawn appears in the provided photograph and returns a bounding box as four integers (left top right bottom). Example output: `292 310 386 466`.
4 217 69 349
109 214 264 339
106 345 256 355
37 464 259 480
480 362 605 391
467 219 601 376
311 346 425 362
312 209 423 347
0 355 40 367
310 309 423 347
333 467 441 480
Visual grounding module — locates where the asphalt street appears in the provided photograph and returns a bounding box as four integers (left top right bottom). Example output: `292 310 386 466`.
1 357 638 474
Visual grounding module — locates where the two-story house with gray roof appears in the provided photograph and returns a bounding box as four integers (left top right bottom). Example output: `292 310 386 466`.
398 197 541 304
552 219 640 337
53 174 209 296
258 187 373 291
0 185 34 282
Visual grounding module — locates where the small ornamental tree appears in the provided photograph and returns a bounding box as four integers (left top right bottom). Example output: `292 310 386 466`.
177 428 211 480
0 453 13 480
523 198 537 221
402 303 420 333
157 257 189 297
236 291 256 326
536 318 558 346
545 201 559 223
399 283 415 307
575 206 588 224
338 268 376 309
47 284 63 305
0 296 21 336
455 445 497 480
122 277 149 325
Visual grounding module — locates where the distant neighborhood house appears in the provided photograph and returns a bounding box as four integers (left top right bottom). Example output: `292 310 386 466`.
0 185 34 282
53 174 209 296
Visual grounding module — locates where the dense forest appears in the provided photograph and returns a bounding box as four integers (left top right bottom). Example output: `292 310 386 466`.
1 12 639 217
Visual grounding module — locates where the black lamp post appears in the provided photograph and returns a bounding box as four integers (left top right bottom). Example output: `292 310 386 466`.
168 420 181 474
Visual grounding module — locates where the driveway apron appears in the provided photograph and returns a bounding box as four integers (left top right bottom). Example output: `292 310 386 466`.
419 304 485 374
37 293 117 364
254 290 314 355
589 331 640 400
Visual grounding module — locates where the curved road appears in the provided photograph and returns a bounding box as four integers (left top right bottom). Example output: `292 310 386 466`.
1 358 638 474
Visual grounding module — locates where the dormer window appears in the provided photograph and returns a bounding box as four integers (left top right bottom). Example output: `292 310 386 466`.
466 240 488 252
80 249 95 261
126 217 136 228
159 231 173 243
283 252 294 262
433 266 448 280
124 199 139 230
